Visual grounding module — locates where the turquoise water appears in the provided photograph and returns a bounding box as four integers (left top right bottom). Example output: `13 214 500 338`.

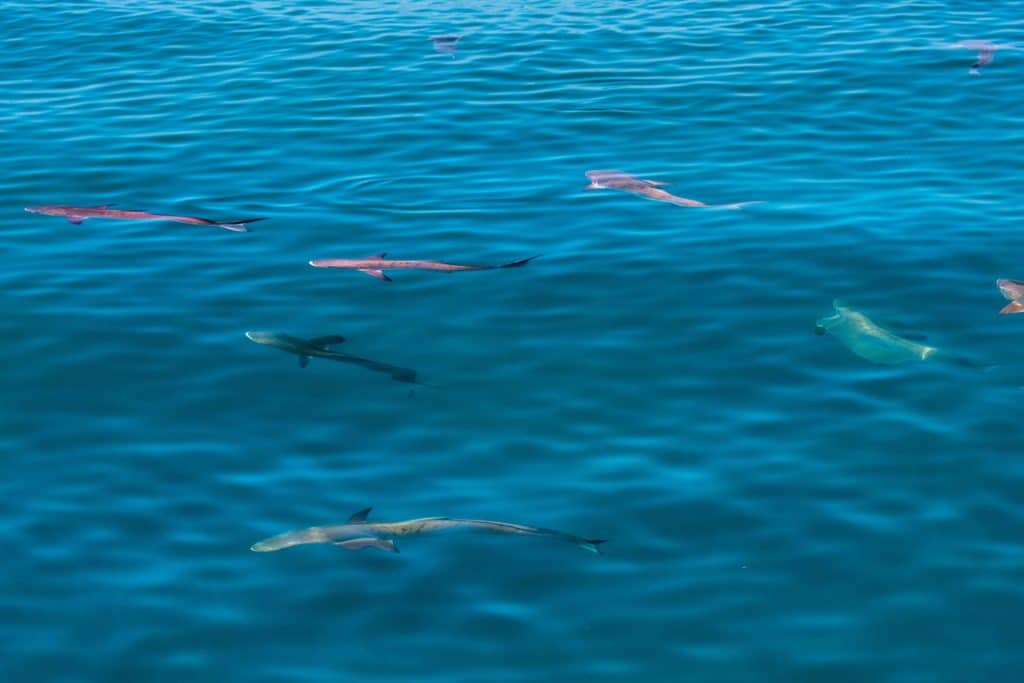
4 1 1024 680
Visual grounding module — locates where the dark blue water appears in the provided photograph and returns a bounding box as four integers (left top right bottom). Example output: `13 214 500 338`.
4 1 1024 680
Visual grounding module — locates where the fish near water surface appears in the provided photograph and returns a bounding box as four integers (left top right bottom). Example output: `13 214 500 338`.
996 279 1024 315
584 170 756 209
24 204 263 232
245 331 419 383
308 253 537 281
585 170 708 207
937 40 1018 74
251 507 606 555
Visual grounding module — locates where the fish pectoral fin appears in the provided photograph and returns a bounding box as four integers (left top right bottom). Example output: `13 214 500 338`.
347 507 372 524
298 355 310 368
335 537 399 553
359 269 392 282
1000 301 1024 315
309 335 346 349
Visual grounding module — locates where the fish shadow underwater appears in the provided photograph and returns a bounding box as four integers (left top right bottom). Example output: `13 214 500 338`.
246 332 423 385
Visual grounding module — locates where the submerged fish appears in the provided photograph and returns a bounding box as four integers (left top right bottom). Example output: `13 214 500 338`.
430 35 460 54
939 40 1017 74
308 253 537 281
816 300 937 365
996 279 1024 314
251 507 606 555
245 331 419 383
24 204 263 232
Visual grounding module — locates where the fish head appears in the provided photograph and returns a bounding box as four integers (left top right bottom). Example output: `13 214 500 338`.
245 331 278 345
997 279 1024 302
24 205 58 215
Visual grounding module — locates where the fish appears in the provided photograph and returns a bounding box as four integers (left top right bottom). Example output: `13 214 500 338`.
245 331 419 383
996 279 1024 314
251 507 606 555
938 40 1017 74
585 170 709 207
24 204 263 232
816 300 937 365
308 253 537 281
430 35 460 54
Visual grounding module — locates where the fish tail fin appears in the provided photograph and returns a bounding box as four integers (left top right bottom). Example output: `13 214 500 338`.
580 539 607 554
1000 301 1024 315
216 217 265 232
499 255 540 269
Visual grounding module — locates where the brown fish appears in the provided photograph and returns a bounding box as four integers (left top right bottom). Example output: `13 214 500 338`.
308 253 537 282
24 204 263 232
997 278 1024 314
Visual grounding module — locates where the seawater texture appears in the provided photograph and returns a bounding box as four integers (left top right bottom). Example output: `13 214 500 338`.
3 0 1024 681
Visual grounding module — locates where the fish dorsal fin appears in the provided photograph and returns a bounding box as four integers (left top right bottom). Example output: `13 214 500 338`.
348 507 372 524
366 253 387 259
90 204 114 209
832 298 848 310
309 335 346 349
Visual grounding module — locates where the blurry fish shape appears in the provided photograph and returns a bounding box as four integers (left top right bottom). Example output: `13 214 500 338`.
584 170 754 209
251 507 606 555
245 331 419 383
816 300 938 365
24 204 263 232
938 40 1018 74
309 253 537 282
430 35 460 54
996 278 1024 314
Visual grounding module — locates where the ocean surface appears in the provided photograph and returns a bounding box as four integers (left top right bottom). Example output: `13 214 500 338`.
3 1 1024 681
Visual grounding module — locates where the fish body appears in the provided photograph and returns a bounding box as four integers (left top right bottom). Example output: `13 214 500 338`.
245 331 418 383
816 300 937 365
997 279 1024 314
251 507 606 554
941 40 1017 73
430 35 460 54
308 253 536 281
585 170 708 207
24 204 262 232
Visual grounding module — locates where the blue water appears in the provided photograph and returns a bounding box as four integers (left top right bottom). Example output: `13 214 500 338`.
4 1 1024 680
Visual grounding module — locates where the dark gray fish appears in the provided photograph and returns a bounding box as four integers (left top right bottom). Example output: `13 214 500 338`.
245 331 419 383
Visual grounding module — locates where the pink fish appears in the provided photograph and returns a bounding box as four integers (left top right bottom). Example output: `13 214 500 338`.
996 278 1024 314
585 170 708 207
24 204 263 232
309 253 537 282
940 40 1018 74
